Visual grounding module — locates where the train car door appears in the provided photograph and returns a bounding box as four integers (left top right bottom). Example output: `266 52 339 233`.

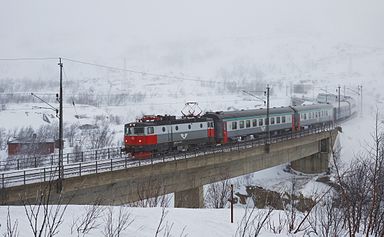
223 122 228 144
213 120 223 143
292 112 300 132
167 125 174 150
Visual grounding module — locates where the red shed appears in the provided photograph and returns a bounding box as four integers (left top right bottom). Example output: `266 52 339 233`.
7 137 55 156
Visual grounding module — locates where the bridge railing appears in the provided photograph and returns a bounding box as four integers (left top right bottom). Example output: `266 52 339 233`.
0 125 335 189
0 147 123 172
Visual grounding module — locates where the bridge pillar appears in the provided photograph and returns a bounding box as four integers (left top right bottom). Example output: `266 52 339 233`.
290 138 330 174
174 186 204 208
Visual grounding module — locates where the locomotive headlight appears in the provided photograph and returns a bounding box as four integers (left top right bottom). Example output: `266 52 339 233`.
139 139 142 143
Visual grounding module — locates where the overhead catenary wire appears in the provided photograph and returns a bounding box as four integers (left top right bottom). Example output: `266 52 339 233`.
61 57 228 85
0 56 261 88
1 98 260 111
0 56 266 97
0 57 58 61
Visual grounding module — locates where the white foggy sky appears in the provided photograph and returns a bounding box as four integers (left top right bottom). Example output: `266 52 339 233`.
1 0 383 59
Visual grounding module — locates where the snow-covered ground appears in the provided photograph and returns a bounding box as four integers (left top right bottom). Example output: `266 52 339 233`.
0 205 297 237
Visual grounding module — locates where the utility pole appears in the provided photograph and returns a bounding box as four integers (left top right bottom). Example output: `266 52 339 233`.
265 85 270 152
57 58 64 192
359 85 363 116
230 184 233 223
241 84 270 152
337 85 341 119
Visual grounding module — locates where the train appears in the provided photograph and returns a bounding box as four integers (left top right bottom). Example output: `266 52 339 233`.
124 100 356 159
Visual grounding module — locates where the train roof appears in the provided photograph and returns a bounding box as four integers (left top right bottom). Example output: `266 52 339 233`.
125 116 212 127
204 106 293 119
292 103 333 112
205 104 334 119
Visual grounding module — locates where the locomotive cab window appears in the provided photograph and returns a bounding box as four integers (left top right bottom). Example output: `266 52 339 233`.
147 127 154 134
134 127 144 134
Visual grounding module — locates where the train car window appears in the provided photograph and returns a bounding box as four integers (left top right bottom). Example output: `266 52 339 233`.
276 117 280 124
134 127 144 134
282 116 286 123
259 119 263 126
232 121 237 130
200 123 203 128
252 119 257 127
175 126 179 131
188 125 191 129
271 117 275 125
239 121 245 129
147 127 154 134
162 127 166 132
246 120 250 128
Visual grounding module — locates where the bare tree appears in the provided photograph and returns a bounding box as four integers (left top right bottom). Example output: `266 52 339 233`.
2 207 19 237
89 121 115 149
205 175 232 208
154 197 187 237
129 177 170 208
71 200 104 237
235 200 273 237
330 112 384 237
307 195 346 237
21 170 69 237
101 206 133 237
266 212 287 235
64 123 78 148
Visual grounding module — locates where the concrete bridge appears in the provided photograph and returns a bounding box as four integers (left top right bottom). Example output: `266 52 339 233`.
0 128 339 208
